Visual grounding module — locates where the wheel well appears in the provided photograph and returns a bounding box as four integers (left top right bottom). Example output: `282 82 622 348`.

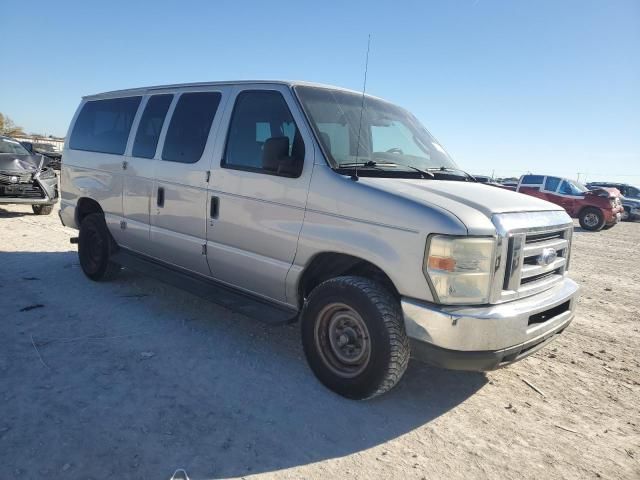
578 205 601 218
75 197 104 226
298 253 399 308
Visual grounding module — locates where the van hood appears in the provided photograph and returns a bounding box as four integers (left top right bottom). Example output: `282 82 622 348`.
360 178 564 234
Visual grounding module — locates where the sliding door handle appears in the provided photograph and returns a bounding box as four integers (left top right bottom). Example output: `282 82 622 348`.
210 196 220 219
157 187 165 207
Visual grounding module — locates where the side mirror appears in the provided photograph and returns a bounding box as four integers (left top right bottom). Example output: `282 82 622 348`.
262 137 302 177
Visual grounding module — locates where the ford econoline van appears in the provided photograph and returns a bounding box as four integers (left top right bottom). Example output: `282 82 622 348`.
60 81 579 399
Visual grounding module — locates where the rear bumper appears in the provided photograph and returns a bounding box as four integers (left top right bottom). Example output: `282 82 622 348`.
402 278 579 370
58 200 77 228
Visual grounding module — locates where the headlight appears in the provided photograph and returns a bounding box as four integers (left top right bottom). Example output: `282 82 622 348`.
38 167 56 179
424 235 496 305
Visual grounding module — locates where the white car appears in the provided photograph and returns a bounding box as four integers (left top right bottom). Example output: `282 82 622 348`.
60 81 579 399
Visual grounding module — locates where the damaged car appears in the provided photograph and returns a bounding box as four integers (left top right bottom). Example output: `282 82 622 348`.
0 135 59 215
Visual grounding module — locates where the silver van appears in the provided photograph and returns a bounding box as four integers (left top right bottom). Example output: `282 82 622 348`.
60 81 579 399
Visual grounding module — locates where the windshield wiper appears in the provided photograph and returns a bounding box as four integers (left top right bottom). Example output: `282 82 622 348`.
338 160 394 167
426 166 476 181
338 161 435 179
405 165 435 179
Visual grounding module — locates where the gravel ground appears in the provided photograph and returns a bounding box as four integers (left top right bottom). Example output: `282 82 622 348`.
1 203 639 480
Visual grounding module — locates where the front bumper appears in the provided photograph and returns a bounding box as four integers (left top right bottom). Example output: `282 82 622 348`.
0 175 58 205
604 207 623 225
402 278 579 371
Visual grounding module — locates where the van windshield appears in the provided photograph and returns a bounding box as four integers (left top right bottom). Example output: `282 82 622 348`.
295 86 457 171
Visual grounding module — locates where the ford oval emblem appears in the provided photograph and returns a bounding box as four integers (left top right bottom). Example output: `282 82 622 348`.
538 247 557 266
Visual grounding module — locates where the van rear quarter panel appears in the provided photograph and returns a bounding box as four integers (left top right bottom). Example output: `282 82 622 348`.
61 150 124 237
61 99 125 237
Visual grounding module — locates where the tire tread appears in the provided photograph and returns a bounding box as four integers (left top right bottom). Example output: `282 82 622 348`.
304 275 410 399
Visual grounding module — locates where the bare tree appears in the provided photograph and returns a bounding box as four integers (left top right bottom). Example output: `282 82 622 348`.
0 113 25 137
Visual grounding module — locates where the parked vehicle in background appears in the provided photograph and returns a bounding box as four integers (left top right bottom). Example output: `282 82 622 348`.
59 81 579 399
20 141 62 170
0 135 59 214
472 174 504 187
472 174 493 183
587 182 640 221
516 174 623 231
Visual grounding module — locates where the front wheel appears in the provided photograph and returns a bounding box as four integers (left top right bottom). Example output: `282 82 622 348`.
32 204 53 215
579 207 605 231
78 213 121 281
301 276 410 400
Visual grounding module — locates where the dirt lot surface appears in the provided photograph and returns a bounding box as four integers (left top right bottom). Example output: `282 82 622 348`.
1 203 639 480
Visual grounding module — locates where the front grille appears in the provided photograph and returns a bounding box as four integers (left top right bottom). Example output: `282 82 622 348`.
0 183 44 199
0 171 32 184
492 211 573 303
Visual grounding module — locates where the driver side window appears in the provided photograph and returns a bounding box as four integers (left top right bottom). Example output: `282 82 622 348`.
223 90 304 177
559 181 575 196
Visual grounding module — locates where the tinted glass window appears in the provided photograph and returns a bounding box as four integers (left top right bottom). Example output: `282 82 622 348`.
223 90 304 177
132 94 173 158
559 180 585 196
522 175 544 185
162 92 221 164
70 97 141 154
544 176 561 192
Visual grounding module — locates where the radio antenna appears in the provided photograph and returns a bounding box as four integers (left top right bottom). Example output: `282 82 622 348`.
353 34 371 181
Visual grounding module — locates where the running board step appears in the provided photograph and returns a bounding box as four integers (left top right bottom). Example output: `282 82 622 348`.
110 249 298 325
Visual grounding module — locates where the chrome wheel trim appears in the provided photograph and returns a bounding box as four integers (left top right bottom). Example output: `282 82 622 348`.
584 212 599 227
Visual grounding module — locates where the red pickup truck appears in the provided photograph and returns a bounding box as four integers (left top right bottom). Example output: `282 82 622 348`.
510 175 623 231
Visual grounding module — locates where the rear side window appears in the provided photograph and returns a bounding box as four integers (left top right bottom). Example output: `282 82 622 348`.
69 97 142 154
223 90 304 177
132 94 173 158
522 175 544 185
162 92 221 163
544 176 561 192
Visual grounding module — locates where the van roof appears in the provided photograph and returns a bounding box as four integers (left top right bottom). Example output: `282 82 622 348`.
83 80 376 100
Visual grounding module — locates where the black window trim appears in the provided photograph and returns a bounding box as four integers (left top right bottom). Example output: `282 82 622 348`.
69 95 142 155
130 93 175 160
160 90 222 165
221 89 304 179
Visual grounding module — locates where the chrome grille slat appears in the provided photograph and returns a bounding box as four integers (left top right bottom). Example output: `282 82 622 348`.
522 238 568 258
491 211 574 304
0 171 32 184
521 257 566 279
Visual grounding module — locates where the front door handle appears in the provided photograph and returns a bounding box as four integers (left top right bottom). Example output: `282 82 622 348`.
210 196 220 219
157 187 165 208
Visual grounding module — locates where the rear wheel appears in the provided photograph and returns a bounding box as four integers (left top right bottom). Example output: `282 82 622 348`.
579 207 605 231
78 213 120 281
622 207 631 221
301 276 410 400
32 204 53 215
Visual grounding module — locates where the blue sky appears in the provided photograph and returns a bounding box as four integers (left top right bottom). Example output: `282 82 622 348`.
1 0 638 182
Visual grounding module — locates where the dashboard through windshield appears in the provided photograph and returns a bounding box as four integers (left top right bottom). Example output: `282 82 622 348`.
294 86 457 171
